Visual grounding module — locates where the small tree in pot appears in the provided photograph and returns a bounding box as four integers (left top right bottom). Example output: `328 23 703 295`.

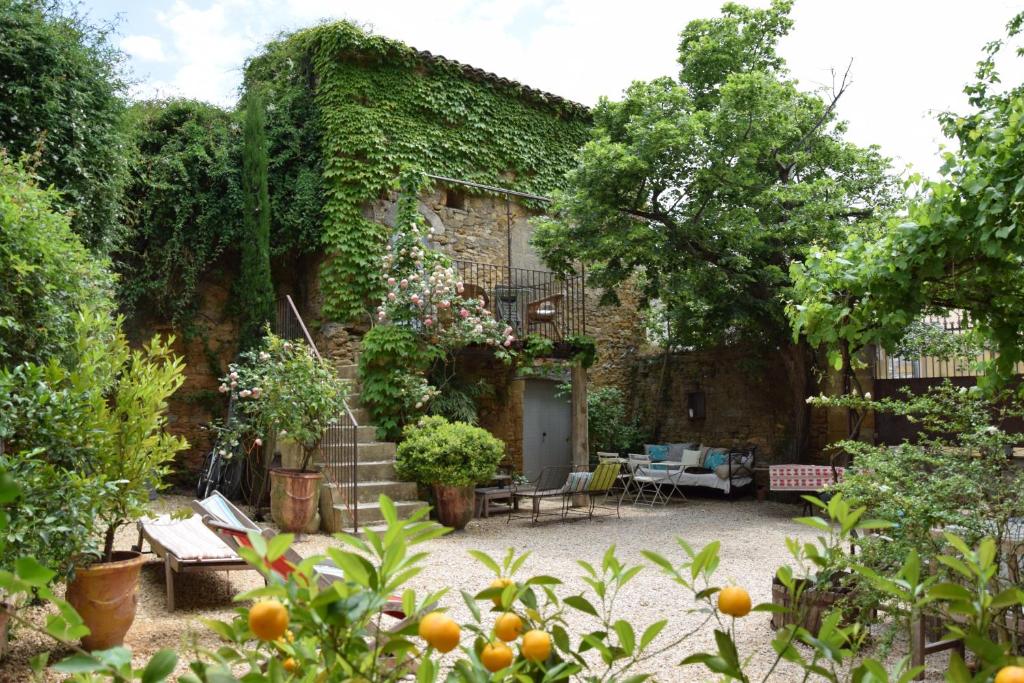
218 332 349 532
64 311 187 650
395 416 505 530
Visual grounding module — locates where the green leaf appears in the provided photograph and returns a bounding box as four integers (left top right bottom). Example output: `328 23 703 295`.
141 650 178 683
15 556 55 587
613 620 635 656
639 620 666 650
564 595 599 617
52 654 103 674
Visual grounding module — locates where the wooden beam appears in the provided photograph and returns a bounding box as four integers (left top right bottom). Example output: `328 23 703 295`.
571 362 590 506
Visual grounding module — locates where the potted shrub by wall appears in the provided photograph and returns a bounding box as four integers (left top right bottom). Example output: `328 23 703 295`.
395 416 505 530
64 315 188 650
220 332 348 532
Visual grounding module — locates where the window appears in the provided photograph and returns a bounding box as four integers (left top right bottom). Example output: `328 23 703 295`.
444 189 466 211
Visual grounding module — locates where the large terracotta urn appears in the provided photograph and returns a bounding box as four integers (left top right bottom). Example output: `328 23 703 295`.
432 484 475 530
270 468 322 532
65 551 146 650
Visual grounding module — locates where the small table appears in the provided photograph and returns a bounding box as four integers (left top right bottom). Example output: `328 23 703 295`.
475 486 514 518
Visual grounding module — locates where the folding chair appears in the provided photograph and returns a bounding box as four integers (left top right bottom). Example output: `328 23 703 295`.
631 457 683 506
597 452 630 496
562 462 623 520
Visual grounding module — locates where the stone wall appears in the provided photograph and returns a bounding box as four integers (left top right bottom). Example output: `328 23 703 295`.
127 269 240 485
630 347 796 463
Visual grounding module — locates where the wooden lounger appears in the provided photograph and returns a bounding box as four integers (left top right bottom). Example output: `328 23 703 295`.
134 514 252 610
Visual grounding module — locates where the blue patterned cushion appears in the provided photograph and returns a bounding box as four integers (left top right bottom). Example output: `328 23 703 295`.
703 448 729 471
644 444 669 462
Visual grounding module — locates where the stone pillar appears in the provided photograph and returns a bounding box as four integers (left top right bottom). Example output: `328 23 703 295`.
571 362 590 506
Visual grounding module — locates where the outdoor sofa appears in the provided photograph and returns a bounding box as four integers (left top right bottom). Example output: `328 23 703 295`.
632 443 756 496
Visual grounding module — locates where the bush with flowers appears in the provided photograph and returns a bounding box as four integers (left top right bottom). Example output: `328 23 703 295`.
215 330 349 472
359 171 518 439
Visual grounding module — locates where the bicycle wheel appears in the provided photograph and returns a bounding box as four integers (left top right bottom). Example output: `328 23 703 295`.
216 454 245 499
196 450 222 499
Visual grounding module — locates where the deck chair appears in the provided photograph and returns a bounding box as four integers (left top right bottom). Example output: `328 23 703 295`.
597 452 630 496
134 513 252 610
562 462 623 520
193 492 409 625
507 466 572 524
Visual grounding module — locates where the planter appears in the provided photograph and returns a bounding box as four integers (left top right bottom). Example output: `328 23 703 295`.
432 484 475 530
0 603 9 661
270 468 322 532
770 575 850 634
65 551 146 650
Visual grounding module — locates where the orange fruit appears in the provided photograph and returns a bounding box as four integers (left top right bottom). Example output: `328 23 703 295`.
490 577 514 607
282 657 298 672
996 666 1024 683
521 629 551 663
481 641 514 672
418 611 461 653
249 600 289 641
494 612 524 642
718 586 752 618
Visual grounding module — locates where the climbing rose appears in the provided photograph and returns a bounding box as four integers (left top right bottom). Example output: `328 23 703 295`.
460 308 469 318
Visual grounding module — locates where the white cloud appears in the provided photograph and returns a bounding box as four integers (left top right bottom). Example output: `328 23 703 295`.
115 0 1024 174
120 34 167 62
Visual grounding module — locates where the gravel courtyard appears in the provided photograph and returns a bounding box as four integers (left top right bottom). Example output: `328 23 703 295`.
2 494 947 681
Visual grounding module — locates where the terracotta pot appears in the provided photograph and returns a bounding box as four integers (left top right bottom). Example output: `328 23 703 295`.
0 603 9 661
270 468 322 532
770 575 852 633
432 484 475 530
65 551 146 650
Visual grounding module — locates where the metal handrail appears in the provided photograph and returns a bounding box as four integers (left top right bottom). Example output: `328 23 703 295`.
275 295 359 533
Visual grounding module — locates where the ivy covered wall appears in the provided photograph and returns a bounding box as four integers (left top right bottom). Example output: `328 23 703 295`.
243 20 592 322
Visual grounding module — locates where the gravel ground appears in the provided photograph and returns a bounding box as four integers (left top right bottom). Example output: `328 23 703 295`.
0 493 948 682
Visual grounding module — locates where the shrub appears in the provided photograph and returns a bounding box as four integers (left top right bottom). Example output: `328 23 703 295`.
216 332 349 472
0 155 115 368
586 386 644 456
396 416 505 487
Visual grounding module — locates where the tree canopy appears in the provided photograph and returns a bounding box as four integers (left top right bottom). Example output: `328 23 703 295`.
0 0 129 253
534 0 898 352
789 11 1024 384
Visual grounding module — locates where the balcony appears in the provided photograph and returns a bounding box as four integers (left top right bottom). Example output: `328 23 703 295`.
453 260 585 352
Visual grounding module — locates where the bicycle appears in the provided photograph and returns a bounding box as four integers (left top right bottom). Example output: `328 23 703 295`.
195 421 246 500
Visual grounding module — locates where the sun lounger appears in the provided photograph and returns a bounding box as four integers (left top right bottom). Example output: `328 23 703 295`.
134 513 252 610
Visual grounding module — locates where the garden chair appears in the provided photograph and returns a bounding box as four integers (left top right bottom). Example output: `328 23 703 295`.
597 452 630 496
134 513 253 610
193 492 411 627
526 293 564 340
561 461 624 521
507 465 572 524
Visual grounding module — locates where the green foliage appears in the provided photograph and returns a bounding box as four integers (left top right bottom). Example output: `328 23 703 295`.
584 386 645 457
789 11 1024 386
217 332 349 472
0 0 129 253
427 375 492 425
244 21 590 321
396 416 505 487
566 334 597 368
359 324 439 440
0 155 115 368
534 1 897 353
238 90 275 350
117 99 243 329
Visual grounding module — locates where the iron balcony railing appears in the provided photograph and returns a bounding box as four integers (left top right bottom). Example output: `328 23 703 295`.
453 260 585 342
874 311 1024 380
275 295 359 533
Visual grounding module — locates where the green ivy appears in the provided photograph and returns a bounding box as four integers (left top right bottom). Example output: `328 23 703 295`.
244 21 591 322
358 325 440 440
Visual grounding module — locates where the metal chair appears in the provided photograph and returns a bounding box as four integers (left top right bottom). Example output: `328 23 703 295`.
508 465 572 524
630 456 684 506
597 452 630 496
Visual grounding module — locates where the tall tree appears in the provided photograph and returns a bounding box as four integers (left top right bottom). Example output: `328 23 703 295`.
789 11 1024 390
239 89 275 349
534 1 898 460
0 0 128 253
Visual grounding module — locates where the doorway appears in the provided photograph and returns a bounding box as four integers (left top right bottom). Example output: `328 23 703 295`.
521 378 571 480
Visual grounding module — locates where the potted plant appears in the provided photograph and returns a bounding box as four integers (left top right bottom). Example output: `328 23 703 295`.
395 416 505 530
62 313 188 649
219 332 348 532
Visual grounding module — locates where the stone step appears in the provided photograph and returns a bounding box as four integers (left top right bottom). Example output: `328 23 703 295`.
323 458 400 481
350 407 371 424
325 499 428 530
337 364 358 381
324 480 419 504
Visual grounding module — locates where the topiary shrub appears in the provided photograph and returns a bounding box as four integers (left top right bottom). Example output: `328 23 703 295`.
395 416 504 487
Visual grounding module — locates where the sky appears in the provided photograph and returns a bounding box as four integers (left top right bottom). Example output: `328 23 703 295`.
82 0 1024 177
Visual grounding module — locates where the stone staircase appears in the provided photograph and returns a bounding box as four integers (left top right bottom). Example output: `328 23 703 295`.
318 363 427 534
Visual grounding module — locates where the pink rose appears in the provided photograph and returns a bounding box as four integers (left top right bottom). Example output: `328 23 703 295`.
387 277 396 286
254 438 263 446
459 308 469 318
400 279 409 289
425 318 433 326
387 292 396 301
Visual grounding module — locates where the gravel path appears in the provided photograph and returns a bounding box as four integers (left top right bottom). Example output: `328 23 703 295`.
0 494 947 681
